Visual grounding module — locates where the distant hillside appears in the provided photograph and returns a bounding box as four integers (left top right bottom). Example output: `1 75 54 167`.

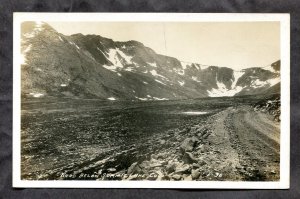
20 22 280 100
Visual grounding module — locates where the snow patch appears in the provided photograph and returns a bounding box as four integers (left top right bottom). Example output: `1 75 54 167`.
104 49 123 68
264 65 279 73
150 69 158 76
192 76 201 83
102 64 117 71
116 48 133 64
193 64 200 70
251 77 280 88
207 76 244 97
200 65 210 70
178 80 185 86
207 86 244 97
58 36 64 42
107 97 116 101
267 77 280 86
135 97 148 101
125 67 134 72
150 70 168 80
148 62 158 68
60 84 67 87
100 48 133 72
153 97 169 101
174 69 184 76
251 79 267 88
182 111 208 115
143 81 148 85
29 93 44 98
180 61 189 69
231 71 245 89
155 79 167 85
69 41 80 49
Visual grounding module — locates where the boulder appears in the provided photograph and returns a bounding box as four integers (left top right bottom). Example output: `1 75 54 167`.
175 164 191 174
127 162 139 175
197 144 208 153
151 154 158 160
182 152 198 164
159 139 166 145
180 137 199 154
172 174 182 181
192 163 200 169
139 160 150 169
157 152 166 159
191 169 200 179
183 175 193 181
166 162 176 173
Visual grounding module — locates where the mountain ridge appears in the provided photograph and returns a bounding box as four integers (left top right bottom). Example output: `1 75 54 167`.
20 22 280 100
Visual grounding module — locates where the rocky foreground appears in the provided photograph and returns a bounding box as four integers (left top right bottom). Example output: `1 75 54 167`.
65 105 280 181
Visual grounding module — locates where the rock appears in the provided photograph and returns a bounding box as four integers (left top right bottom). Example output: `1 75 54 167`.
157 152 166 159
180 137 199 154
166 162 176 173
191 169 200 180
160 139 166 145
151 154 158 160
178 128 189 135
127 162 138 175
192 163 200 169
189 126 200 135
172 174 182 181
139 161 150 169
184 175 193 181
107 168 116 173
150 162 163 168
182 152 198 164
175 164 191 174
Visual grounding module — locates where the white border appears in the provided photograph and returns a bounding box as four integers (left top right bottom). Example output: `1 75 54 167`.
13 13 290 189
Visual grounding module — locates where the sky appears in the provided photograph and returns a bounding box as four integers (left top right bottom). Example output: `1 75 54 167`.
47 21 280 70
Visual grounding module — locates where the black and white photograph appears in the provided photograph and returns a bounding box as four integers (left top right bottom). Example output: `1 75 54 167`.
13 13 290 188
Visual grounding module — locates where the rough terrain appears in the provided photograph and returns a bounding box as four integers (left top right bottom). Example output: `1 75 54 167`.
21 96 280 181
48 105 280 181
106 105 280 181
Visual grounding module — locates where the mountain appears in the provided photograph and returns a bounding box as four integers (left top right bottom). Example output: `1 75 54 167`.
20 22 280 101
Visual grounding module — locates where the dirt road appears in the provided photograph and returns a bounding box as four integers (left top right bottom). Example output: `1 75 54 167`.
207 106 280 180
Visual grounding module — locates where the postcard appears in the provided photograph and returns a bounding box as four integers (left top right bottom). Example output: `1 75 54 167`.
13 13 290 188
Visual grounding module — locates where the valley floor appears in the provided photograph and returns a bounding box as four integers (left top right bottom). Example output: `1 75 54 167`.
21 102 280 181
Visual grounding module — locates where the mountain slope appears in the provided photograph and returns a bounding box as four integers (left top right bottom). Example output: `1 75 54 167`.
21 22 280 100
